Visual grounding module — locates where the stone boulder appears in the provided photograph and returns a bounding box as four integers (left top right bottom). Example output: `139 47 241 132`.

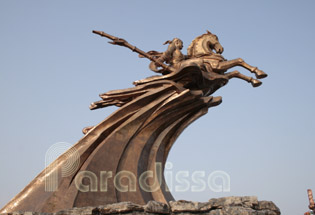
0 196 280 215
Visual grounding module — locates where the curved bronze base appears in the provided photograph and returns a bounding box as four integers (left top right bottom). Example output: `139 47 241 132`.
0 81 221 213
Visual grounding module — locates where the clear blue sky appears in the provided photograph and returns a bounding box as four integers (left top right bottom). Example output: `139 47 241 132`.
0 1 314 214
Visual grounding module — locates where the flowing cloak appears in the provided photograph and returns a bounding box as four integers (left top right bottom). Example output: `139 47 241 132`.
0 58 227 213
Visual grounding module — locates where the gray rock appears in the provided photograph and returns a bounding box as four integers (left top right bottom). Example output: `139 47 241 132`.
144 201 169 214
56 207 94 215
94 202 144 214
208 196 258 208
241 196 259 208
169 200 216 212
0 197 280 215
221 206 255 215
255 201 280 215
255 211 279 215
207 210 223 215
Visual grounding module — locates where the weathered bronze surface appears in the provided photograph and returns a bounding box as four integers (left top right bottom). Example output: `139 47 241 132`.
0 30 266 213
305 189 315 215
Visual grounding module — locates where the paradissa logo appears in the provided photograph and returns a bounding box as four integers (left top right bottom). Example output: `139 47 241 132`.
74 163 163 193
45 142 230 193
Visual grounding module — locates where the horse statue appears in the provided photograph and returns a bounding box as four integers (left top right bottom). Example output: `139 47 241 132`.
0 30 267 214
137 30 267 94
188 30 267 83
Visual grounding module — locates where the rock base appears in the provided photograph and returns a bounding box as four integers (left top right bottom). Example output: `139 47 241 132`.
1 196 280 215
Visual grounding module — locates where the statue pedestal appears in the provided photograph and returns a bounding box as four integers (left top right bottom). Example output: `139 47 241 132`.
1 196 280 215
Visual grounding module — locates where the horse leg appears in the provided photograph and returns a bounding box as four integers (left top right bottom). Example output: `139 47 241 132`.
216 58 267 79
225 70 262 87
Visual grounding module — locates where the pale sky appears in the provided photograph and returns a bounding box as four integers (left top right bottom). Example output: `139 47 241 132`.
0 1 315 215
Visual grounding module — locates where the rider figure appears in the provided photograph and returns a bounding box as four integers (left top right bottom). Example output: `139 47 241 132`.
150 38 186 73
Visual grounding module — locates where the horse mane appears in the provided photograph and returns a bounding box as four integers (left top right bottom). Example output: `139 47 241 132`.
187 32 211 57
163 40 172 45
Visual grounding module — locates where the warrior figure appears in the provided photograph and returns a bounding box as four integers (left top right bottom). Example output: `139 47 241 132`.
148 38 186 73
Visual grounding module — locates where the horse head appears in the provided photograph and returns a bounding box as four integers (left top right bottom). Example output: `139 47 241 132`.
187 30 224 57
206 30 224 54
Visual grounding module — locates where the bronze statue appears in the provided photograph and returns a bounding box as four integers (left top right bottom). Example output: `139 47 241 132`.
305 189 315 215
147 38 186 73
0 30 267 213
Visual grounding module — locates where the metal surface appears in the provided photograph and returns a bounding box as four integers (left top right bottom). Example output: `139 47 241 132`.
0 30 266 213
305 189 315 215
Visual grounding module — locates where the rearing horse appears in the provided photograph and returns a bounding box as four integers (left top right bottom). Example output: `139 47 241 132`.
187 30 267 87
135 31 267 91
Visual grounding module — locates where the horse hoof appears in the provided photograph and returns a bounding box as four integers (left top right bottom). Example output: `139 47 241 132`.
251 79 262 87
254 69 268 79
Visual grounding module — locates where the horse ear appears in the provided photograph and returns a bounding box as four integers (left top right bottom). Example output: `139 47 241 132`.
163 40 171 45
206 30 212 34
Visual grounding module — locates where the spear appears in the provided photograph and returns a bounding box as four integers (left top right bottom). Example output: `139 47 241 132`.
92 30 175 73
